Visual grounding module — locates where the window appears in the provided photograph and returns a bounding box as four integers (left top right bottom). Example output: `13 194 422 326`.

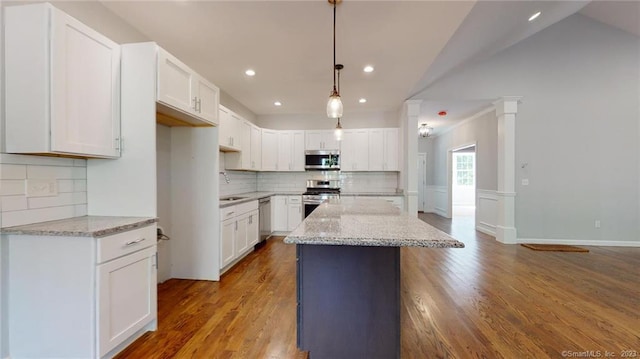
455 153 475 186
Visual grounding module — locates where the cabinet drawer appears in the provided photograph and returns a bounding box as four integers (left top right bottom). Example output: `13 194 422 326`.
220 206 238 220
235 200 258 215
97 225 156 263
288 196 302 204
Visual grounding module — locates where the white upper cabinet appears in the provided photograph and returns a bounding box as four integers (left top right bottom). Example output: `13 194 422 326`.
261 130 304 172
250 125 262 170
305 130 340 151
225 117 262 171
383 128 399 171
368 128 399 171
341 129 369 171
157 48 219 126
5 3 121 158
218 106 241 151
261 129 279 171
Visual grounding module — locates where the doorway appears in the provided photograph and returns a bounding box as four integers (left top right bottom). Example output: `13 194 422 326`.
451 145 476 225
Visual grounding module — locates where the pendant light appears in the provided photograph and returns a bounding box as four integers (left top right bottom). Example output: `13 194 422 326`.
327 0 343 119
334 118 343 141
419 124 433 138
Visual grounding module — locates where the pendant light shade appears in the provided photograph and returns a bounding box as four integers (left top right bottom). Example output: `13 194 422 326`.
327 89 343 119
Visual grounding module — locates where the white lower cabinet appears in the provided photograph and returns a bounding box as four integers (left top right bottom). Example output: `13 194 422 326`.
220 200 259 271
98 245 157 357
3 224 158 359
272 195 303 232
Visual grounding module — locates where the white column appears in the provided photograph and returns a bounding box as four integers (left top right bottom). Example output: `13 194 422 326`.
402 100 422 216
494 97 521 243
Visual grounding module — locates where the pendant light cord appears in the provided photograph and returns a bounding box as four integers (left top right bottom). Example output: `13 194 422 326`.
333 1 337 92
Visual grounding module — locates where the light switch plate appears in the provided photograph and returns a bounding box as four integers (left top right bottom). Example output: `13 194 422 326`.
26 179 58 197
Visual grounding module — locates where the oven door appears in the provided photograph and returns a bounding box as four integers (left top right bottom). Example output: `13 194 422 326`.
304 202 320 218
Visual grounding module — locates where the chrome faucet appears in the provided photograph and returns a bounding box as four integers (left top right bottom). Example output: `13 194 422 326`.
220 171 230 184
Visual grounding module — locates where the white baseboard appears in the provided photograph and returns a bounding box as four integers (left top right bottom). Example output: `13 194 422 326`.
476 221 496 237
516 238 640 247
434 207 448 218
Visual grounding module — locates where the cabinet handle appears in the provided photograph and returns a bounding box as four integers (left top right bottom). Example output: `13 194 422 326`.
226 211 235 217
193 97 198 111
196 98 202 113
125 237 146 246
235 222 238 230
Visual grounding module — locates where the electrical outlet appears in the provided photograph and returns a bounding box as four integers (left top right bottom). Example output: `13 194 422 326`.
595 220 601 228
25 179 58 197
521 179 529 186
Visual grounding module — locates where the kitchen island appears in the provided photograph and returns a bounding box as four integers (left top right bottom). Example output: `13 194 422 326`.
284 198 464 359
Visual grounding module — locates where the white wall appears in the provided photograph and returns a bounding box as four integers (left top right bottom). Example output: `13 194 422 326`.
156 125 172 283
257 111 400 130
419 14 640 245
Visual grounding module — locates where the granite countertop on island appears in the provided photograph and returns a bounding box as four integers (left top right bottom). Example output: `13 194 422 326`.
284 198 464 248
0 216 157 238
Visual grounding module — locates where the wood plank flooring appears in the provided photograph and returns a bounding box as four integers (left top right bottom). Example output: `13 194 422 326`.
116 214 640 358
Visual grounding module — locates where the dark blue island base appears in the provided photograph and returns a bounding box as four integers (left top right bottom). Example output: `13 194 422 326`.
296 244 401 359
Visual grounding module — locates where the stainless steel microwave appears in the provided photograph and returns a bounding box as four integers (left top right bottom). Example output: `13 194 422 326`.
304 150 340 171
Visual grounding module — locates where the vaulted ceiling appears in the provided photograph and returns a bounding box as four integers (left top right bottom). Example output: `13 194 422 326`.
98 0 638 132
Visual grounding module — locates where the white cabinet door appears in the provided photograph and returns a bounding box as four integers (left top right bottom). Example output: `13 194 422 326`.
272 195 288 232
383 128 399 171
157 48 195 116
287 196 303 231
220 218 235 268
5 3 120 158
305 130 340 151
193 75 219 125
305 131 324 150
97 246 157 357
247 210 259 246
322 132 340 151
261 129 279 171
342 129 369 171
250 125 262 170
278 132 293 171
235 213 250 256
291 131 306 171
219 106 241 151
157 48 218 126
239 120 252 167
368 129 385 171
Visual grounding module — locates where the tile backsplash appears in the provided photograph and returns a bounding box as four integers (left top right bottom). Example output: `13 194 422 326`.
0 154 87 228
219 171 258 197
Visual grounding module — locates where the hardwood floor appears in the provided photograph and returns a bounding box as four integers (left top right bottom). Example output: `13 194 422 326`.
117 215 640 358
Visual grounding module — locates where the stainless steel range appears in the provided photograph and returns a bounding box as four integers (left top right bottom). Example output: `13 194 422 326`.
302 179 340 218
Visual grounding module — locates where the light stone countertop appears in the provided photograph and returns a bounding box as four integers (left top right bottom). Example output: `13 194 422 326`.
219 191 303 208
284 198 464 248
340 192 404 197
0 216 157 238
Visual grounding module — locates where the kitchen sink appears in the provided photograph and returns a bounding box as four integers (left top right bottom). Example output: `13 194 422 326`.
220 196 247 201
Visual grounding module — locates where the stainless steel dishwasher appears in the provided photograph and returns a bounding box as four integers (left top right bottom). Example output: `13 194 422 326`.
258 197 272 242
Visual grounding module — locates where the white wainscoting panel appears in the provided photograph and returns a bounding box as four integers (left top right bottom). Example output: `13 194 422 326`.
424 186 437 213
434 186 448 217
476 189 497 236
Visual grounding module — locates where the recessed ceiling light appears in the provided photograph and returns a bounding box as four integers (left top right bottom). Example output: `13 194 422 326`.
359 98 367 103
274 101 282 106
528 11 541 22
363 65 374 73
245 69 256 76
